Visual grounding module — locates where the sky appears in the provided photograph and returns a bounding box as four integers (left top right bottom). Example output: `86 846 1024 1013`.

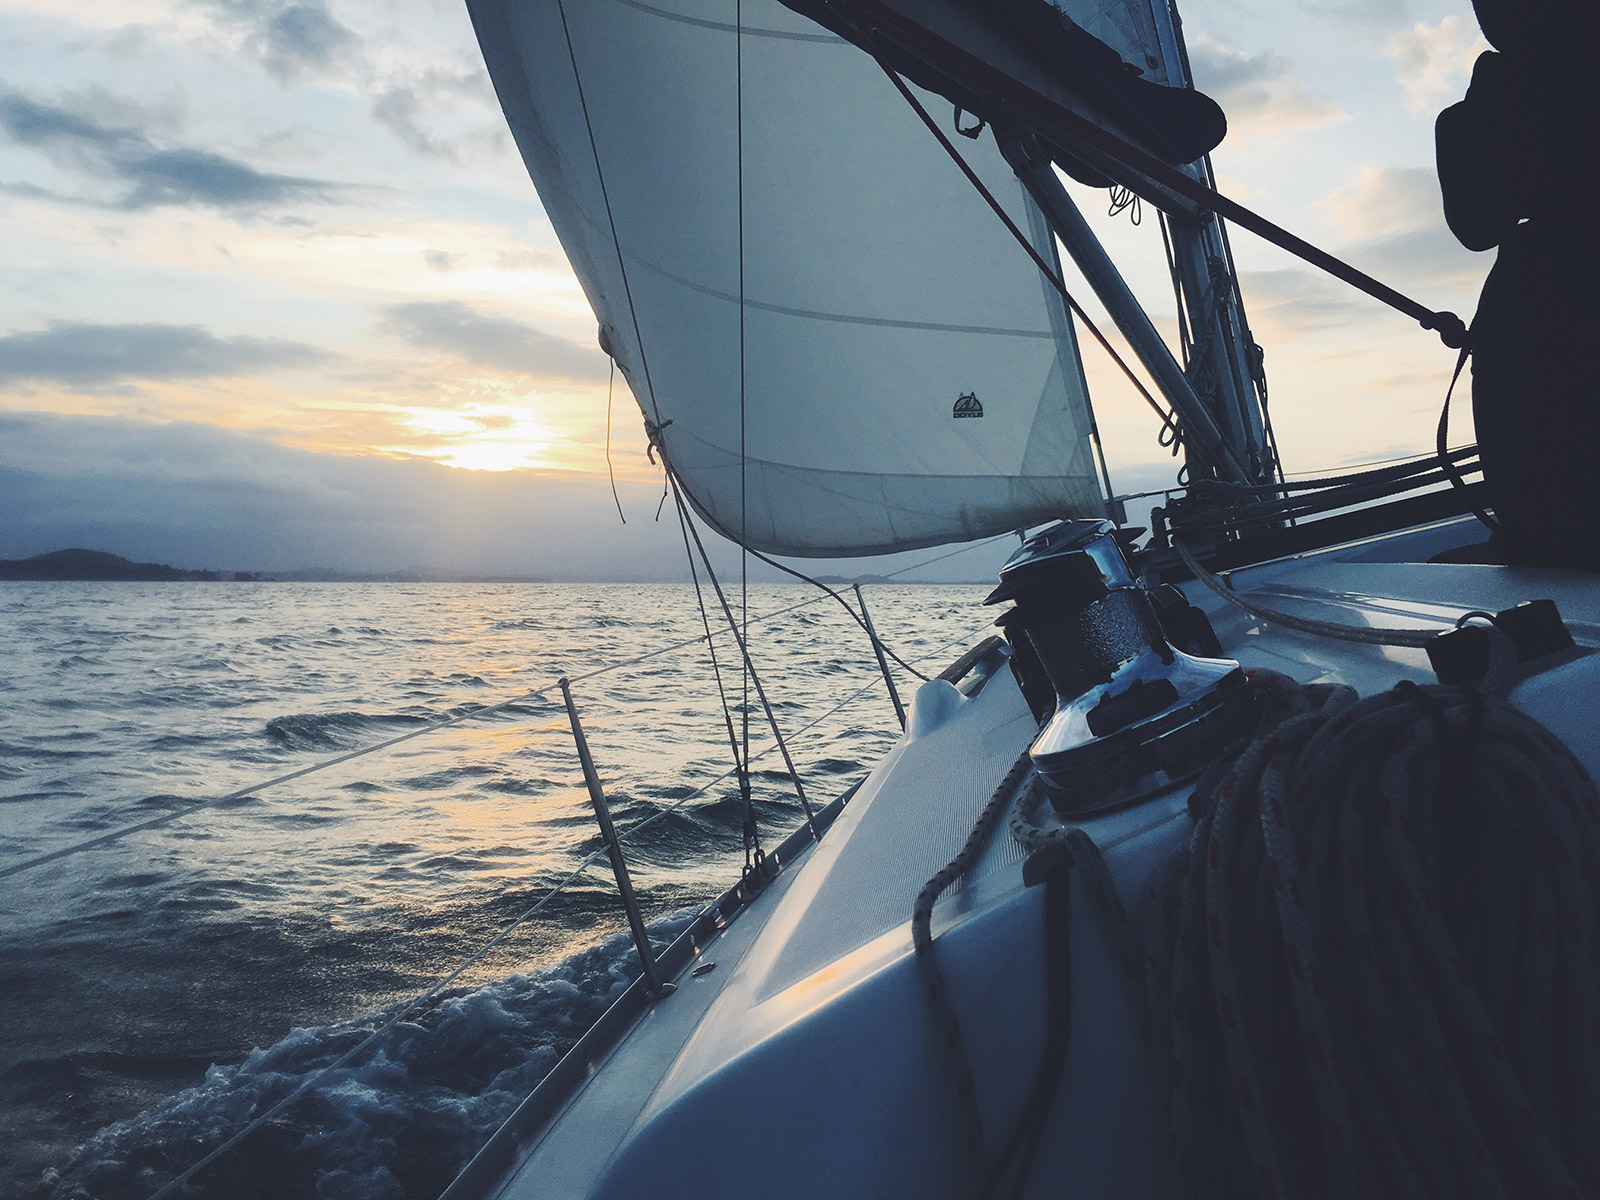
0 0 1493 577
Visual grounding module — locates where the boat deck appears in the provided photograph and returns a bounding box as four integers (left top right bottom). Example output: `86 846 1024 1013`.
453 519 1600 1200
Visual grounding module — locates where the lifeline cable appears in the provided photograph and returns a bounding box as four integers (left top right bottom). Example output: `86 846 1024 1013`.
0 574 938 882
666 472 820 837
1172 536 1444 649
137 621 990 1200
670 468 758 871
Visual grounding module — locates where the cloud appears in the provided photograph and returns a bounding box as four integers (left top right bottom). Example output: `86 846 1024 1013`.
494 248 566 272
1315 167 1491 296
0 412 1014 580
423 250 464 273
0 86 343 211
0 412 688 578
1386 15 1489 115
1318 166 1441 240
1238 267 1378 340
1302 0 1416 32
371 86 455 160
194 0 363 83
379 301 604 383
1189 35 1344 138
1239 219 1487 348
259 2 360 83
0 322 332 388
1342 225 1489 294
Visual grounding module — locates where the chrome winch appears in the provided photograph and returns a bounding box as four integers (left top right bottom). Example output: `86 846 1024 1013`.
986 520 1255 815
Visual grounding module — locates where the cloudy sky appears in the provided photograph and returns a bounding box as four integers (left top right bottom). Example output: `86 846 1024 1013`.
0 0 1491 576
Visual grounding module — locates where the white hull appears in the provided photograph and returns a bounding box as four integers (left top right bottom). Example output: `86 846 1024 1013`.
447 517 1600 1199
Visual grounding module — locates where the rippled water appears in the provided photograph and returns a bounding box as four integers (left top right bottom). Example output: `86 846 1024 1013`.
0 581 993 1200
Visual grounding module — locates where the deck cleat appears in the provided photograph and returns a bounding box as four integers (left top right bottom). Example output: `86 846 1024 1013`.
986 520 1255 814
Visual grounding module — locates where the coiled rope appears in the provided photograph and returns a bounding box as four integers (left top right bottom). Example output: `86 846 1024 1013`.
1147 665 1600 1199
922 637 1600 1200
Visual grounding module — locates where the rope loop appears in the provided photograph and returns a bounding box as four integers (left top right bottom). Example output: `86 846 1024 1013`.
953 104 986 139
1148 667 1600 1198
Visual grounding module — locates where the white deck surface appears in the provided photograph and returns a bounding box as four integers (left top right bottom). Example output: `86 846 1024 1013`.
474 527 1600 1200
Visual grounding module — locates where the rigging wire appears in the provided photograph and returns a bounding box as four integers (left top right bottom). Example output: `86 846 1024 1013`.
136 620 992 1200
666 473 820 837
0 577 932 882
736 0 756 877
670 472 757 870
864 50 1192 458
604 358 626 524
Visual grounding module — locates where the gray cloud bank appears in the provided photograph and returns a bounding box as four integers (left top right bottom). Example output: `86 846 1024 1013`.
0 412 689 578
0 414 1040 582
0 322 330 387
380 301 605 382
0 86 341 211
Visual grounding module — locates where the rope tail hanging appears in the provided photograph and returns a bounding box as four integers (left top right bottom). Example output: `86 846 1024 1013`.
1144 661 1600 1199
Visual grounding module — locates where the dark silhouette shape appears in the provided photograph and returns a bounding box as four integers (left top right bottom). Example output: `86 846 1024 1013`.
1437 0 1600 570
0 549 226 580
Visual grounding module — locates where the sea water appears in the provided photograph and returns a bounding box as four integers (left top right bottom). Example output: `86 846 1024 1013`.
0 581 992 1199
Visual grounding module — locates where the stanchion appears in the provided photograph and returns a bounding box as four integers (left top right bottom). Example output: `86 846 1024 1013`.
558 677 675 999
855 584 906 730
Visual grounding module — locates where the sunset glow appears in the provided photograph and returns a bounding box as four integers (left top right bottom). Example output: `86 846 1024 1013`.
0 0 1495 573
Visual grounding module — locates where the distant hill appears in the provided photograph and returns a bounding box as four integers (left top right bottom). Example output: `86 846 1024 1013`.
0 549 247 581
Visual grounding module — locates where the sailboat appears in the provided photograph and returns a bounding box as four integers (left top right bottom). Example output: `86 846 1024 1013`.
439 0 1600 1196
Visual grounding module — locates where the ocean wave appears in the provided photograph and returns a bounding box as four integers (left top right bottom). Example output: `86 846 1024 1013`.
41 912 695 1200
263 712 429 751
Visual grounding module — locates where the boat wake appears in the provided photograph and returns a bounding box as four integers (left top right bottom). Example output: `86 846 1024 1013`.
39 911 695 1200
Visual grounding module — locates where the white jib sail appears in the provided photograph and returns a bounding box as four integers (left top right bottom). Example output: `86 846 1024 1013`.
469 0 1105 556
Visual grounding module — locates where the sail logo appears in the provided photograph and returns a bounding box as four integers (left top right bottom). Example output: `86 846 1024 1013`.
953 392 983 419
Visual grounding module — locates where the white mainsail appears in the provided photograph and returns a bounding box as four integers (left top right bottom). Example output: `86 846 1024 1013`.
469 0 1105 556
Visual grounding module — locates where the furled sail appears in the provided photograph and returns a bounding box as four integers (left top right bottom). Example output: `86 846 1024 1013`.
468 0 1104 556
1058 0 1173 84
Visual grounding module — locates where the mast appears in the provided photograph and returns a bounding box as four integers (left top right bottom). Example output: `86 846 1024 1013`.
1143 0 1276 485
778 0 1279 487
